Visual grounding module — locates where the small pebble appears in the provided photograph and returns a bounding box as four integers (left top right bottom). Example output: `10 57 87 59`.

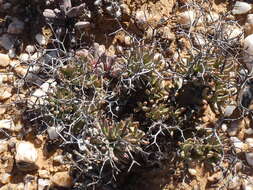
245 14 253 36
43 9 57 19
246 152 253 166
246 14 253 25
25 45 35 54
35 33 47 45
153 53 163 62
38 170 50 178
47 126 60 140
0 183 25 190
244 34 253 71
246 138 253 148
243 178 253 190
245 128 253 135
52 171 73 188
124 35 131 46
65 3 86 18
232 1 252 15
230 137 245 153
2 2 11 10
193 33 207 47
235 161 243 172
94 43 105 57
0 85 12 100
0 140 8 153
178 10 198 27
188 168 197 176
19 53 29 62
224 105 237 117
53 155 65 164
135 10 149 29
115 9 122 18
94 0 102 6
207 171 222 183
1 154 14 173
115 45 123 54
228 176 241 189
228 121 239 136
224 25 243 40
221 123 227 132
8 48 16 59
75 21 91 30
7 18 24 34
0 53 10 67
0 34 14 50
0 173 11 184
38 179 51 190
120 3 130 15
206 12 219 23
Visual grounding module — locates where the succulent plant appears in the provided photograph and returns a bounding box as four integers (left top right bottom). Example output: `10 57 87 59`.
179 135 223 162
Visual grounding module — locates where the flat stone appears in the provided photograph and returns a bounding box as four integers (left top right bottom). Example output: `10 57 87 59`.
0 120 15 131
29 88 47 106
15 141 38 171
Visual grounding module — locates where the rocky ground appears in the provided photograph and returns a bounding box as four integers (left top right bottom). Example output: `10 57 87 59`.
2 0 253 190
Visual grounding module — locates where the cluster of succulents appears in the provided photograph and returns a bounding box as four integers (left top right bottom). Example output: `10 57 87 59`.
20 0 248 189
